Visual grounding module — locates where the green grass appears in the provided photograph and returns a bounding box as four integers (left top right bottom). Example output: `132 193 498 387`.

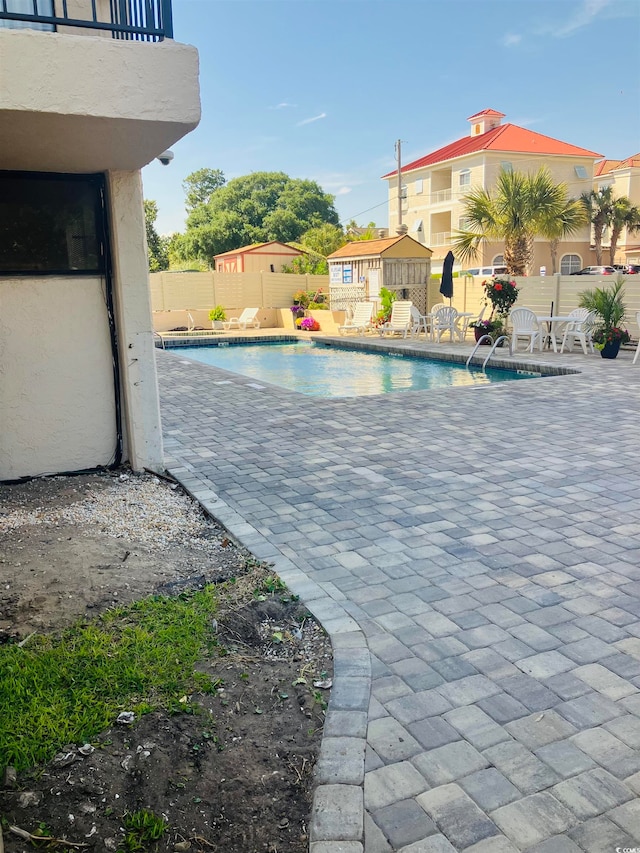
119 809 168 852
0 588 219 771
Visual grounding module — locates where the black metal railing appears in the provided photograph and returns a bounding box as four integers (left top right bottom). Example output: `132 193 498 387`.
0 0 172 41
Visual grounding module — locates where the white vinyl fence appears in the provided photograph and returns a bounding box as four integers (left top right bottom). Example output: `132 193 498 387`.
149 271 329 312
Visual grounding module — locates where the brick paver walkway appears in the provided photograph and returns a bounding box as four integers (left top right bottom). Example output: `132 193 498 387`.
157 337 640 853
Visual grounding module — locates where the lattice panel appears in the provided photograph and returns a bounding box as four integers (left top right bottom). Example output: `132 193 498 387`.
329 285 366 311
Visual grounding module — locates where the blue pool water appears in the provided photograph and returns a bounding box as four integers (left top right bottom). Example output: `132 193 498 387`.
175 340 539 398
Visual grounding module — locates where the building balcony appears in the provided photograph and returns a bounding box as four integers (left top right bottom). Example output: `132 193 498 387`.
430 188 452 205
0 0 172 41
430 232 452 246
0 11 200 172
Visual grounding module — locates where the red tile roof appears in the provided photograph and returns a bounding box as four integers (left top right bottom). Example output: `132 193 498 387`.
594 159 622 176
467 108 505 120
382 124 603 178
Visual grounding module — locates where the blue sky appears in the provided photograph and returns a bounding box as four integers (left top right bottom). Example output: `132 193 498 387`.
143 0 640 236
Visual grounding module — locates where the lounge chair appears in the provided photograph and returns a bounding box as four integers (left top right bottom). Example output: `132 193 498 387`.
339 302 375 335
378 300 413 338
222 308 261 331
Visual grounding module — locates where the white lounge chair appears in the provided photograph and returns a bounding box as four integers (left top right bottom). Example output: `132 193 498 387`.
223 308 260 331
559 308 596 355
378 300 413 338
510 307 543 352
338 302 375 335
633 311 640 365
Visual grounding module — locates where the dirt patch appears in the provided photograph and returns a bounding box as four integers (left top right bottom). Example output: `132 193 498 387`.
0 470 332 852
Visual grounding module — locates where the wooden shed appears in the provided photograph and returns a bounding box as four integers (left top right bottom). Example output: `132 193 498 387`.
327 235 432 312
214 241 304 274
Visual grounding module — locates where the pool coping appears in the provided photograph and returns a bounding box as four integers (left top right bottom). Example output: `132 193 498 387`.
158 331 582 380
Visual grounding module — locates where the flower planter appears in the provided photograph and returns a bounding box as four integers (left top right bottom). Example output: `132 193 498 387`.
600 340 621 359
474 327 491 344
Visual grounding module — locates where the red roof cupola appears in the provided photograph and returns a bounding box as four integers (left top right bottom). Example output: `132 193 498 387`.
467 108 506 137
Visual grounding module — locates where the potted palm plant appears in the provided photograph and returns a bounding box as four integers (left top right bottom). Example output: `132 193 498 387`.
578 280 630 359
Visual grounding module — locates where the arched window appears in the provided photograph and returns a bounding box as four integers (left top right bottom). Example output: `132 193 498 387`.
492 254 505 266
561 254 581 275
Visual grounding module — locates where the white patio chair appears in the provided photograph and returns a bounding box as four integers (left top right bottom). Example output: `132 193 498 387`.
410 306 429 337
510 307 543 352
338 302 375 335
223 307 260 331
633 311 640 365
559 308 596 355
431 306 459 343
378 300 413 338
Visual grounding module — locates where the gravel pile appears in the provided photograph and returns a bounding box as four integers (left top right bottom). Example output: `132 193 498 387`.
0 473 215 551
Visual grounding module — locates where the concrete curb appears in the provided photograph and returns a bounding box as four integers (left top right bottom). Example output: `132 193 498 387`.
166 465 370 851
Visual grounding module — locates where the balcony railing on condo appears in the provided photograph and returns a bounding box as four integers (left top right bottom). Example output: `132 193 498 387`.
430 189 452 204
0 0 173 40
431 232 452 246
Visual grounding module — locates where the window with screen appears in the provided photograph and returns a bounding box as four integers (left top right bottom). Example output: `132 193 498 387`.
0 172 105 275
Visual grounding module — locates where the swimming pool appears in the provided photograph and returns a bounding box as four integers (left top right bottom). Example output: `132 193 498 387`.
173 340 539 399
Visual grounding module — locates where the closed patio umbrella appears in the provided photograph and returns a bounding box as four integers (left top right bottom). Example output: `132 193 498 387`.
440 251 454 301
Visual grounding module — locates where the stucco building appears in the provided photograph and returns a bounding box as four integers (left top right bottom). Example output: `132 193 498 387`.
594 154 640 265
382 109 606 275
0 1 200 480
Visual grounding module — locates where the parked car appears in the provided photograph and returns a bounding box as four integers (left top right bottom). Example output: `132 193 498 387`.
624 264 640 274
462 265 508 277
570 266 616 275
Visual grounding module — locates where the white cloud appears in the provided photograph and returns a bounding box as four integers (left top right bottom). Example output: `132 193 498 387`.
297 112 327 127
271 101 297 109
336 187 352 196
553 0 612 37
502 32 522 47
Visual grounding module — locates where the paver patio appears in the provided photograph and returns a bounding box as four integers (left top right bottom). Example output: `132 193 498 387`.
156 336 640 852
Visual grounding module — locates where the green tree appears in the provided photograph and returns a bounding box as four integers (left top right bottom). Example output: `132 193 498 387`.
453 167 586 276
182 168 226 213
143 199 169 272
300 223 346 257
182 171 339 266
580 186 614 265
539 197 587 274
608 197 640 265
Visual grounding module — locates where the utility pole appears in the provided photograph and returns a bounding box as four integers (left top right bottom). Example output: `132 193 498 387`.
395 139 403 229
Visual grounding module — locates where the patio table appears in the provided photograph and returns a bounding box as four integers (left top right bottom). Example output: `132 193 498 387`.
535 315 574 352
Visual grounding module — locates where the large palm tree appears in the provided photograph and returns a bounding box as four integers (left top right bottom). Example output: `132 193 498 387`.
608 197 640 265
580 186 614 265
453 168 585 276
539 197 588 274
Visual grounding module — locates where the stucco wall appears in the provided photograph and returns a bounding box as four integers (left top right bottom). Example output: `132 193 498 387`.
0 277 116 480
0 28 200 171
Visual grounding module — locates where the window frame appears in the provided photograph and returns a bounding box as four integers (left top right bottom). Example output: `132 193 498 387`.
459 170 471 187
560 254 581 275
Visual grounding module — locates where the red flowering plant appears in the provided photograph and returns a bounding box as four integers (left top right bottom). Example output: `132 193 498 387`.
592 326 630 349
482 276 519 317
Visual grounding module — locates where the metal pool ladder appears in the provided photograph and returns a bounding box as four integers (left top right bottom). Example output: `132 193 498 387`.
466 335 512 369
